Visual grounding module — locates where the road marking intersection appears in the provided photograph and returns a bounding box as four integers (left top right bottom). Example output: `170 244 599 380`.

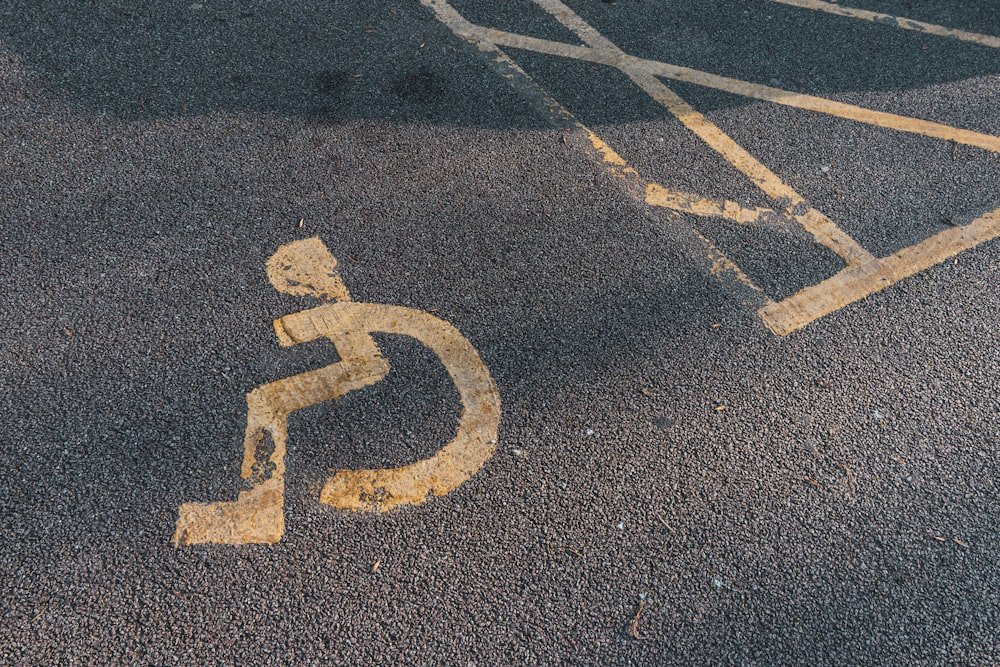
421 0 1000 334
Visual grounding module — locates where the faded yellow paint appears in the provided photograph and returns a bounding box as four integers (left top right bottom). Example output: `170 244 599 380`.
467 33 775 299
529 0 875 264
266 237 352 302
770 0 1000 49
647 184 781 225
584 129 637 174
422 0 1000 333
435 4 1000 154
174 238 501 546
640 71 872 264
693 230 768 295
760 206 1000 335
174 478 285 546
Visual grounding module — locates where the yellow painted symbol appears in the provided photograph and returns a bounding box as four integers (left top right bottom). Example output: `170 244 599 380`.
421 0 1000 334
173 238 501 546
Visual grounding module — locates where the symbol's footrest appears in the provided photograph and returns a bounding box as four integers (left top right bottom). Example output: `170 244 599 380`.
173 478 285 546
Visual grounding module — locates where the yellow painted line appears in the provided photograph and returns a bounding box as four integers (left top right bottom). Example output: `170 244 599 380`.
581 127 640 179
518 0 1000 329
625 67 872 264
423 0 1000 333
759 206 1000 335
647 183 781 225
444 15 1000 155
770 0 1000 49
421 0 777 300
533 0 623 52
530 0 872 263
584 128 783 225
174 238 501 545
637 60 1000 154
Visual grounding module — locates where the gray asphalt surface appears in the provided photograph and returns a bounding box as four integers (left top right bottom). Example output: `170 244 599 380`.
1 1 998 665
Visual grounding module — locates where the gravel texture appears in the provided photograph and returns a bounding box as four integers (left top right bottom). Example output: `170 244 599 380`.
1 1 998 665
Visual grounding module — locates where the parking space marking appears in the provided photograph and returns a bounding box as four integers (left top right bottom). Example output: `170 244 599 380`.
441 10 1000 153
173 238 501 546
770 0 1000 49
612 65 873 264
759 206 1000 335
449 28 771 302
481 39 775 300
422 0 1000 334
584 127 790 227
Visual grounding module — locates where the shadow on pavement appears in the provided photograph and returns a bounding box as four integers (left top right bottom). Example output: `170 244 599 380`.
0 0 998 125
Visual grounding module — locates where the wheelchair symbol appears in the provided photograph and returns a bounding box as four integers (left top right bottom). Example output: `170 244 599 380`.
173 238 501 546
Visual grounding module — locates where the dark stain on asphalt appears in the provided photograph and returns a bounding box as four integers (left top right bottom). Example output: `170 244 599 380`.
315 70 351 98
392 68 448 104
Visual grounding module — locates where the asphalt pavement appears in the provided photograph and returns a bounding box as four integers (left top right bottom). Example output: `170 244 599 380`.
1 1 998 664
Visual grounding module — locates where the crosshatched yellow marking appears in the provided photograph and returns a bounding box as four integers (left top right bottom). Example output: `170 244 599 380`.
585 127 787 226
771 0 1000 49
505 0 872 263
618 67 871 263
173 238 501 546
448 21 769 299
422 0 1000 333
442 15 1000 154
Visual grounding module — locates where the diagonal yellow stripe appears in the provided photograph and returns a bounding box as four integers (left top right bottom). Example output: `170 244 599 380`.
469 26 1000 154
759 206 1000 334
770 0 1000 49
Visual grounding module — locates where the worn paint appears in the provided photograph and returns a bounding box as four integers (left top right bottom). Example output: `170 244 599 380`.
275 302 501 511
760 205 1000 334
421 0 1000 334
770 0 1000 49
584 129 637 174
266 238 352 302
529 0 875 264
174 238 500 545
694 230 769 295
426 0 1000 154
630 66 872 263
173 477 286 546
646 184 782 225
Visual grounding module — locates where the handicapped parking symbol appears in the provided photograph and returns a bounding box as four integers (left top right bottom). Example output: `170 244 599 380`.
173 238 501 546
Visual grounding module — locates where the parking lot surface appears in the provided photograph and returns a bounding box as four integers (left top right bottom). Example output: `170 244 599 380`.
1 1 998 664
